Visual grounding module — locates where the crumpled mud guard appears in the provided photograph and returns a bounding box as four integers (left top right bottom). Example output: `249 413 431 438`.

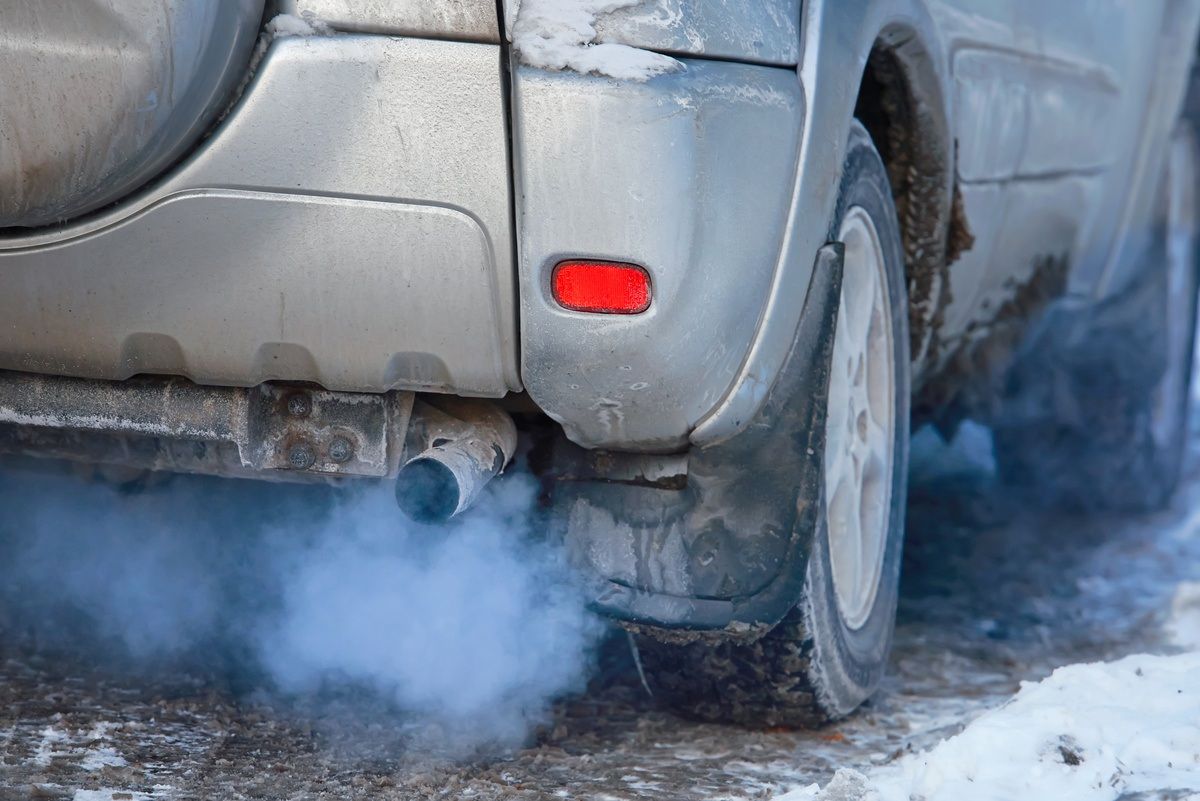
561 244 844 631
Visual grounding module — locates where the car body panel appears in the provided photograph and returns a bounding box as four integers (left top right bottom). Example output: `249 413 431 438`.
280 0 500 42
0 190 503 393
694 0 957 446
511 59 804 450
947 47 1124 182
926 0 1199 378
500 0 801 67
0 0 263 228
1091 2 1200 299
0 35 520 396
591 0 801 66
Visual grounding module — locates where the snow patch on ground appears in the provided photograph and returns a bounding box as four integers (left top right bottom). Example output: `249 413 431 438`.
72 791 154 801
31 722 128 772
511 1 682 81
79 747 127 771
775 652 1200 801
775 769 869 800
33 726 70 766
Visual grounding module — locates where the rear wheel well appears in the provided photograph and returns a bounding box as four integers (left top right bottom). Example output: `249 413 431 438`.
853 38 973 387
854 49 904 187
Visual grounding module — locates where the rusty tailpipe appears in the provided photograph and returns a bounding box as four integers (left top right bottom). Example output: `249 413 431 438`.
394 397 518 523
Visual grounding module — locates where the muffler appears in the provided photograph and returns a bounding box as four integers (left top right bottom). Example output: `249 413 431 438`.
394 397 517 523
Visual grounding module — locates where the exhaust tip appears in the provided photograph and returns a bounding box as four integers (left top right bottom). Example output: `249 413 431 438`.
393 396 518 523
394 457 461 524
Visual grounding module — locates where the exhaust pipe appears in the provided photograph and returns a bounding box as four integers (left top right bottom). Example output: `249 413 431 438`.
394 397 517 523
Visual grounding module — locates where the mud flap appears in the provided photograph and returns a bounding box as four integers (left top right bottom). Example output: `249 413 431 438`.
560 244 844 631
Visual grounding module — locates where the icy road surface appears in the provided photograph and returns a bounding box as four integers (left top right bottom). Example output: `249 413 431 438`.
2 422 1200 800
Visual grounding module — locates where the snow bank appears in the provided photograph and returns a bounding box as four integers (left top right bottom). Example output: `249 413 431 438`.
511 1 682 81
777 651 1200 801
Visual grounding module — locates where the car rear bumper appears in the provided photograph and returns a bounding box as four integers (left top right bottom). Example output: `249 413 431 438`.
0 30 807 453
0 34 520 398
512 60 805 451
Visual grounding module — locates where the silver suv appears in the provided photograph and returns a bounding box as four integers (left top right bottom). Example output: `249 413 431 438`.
3 0 1200 725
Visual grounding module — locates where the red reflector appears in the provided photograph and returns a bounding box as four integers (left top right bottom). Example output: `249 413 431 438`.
552 260 652 314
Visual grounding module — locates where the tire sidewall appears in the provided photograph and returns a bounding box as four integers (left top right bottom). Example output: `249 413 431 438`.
802 120 911 716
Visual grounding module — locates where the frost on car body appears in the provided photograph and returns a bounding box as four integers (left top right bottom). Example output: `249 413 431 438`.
510 0 682 80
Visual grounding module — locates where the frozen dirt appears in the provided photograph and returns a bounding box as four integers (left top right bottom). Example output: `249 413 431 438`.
1 419 1199 801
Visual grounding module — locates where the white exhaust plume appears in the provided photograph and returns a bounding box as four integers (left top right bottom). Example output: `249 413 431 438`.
0 464 603 752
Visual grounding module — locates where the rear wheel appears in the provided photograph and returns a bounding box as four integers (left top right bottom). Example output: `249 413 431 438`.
994 127 1200 512
638 120 911 726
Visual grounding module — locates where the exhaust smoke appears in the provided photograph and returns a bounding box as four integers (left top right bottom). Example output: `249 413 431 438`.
0 462 604 752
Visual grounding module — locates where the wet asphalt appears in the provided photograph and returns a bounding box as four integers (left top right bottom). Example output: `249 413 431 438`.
1 421 1198 801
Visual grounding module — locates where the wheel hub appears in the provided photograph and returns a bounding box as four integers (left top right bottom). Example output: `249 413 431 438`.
824 205 896 630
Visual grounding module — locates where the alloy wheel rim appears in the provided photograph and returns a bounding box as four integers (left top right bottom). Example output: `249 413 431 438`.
824 205 896 630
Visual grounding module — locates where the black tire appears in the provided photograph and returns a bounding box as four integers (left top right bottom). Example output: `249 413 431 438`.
637 120 912 727
993 127 1200 513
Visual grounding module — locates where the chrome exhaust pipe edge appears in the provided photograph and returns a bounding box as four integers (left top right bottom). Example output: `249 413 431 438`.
394 397 517 523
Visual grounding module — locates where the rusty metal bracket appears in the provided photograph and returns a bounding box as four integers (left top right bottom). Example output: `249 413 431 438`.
0 370 414 481
244 384 412 477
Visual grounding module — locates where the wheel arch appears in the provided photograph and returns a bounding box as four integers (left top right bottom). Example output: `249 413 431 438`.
691 0 967 445
851 13 970 374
